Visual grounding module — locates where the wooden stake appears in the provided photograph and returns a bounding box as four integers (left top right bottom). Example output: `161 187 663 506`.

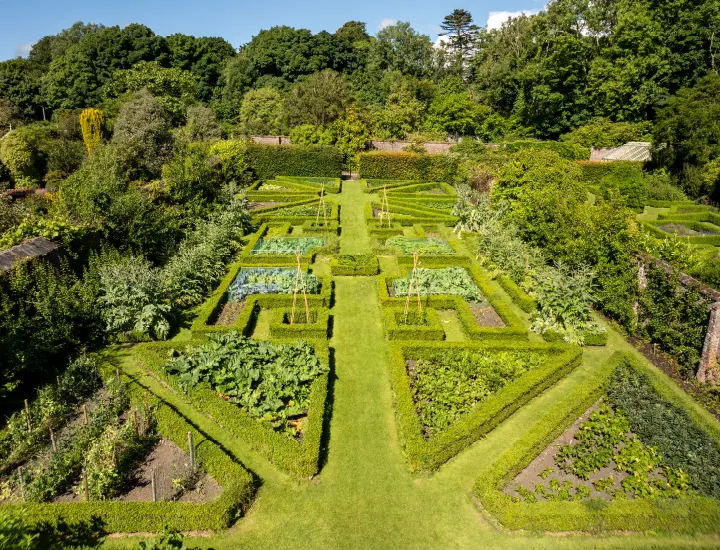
83 404 89 425
24 399 31 432
56 375 61 387
49 427 57 452
115 367 120 384
403 253 422 323
315 184 328 227
188 431 195 471
83 469 89 501
151 469 157 502
133 410 140 436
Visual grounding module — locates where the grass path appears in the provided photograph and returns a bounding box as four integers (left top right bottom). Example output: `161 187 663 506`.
108 181 719 549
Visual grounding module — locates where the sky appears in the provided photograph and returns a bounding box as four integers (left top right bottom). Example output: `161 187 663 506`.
0 0 545 61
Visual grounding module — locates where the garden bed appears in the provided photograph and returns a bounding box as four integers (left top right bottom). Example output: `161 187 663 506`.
215 300 246 326
249 202 284 211
468 303 505 328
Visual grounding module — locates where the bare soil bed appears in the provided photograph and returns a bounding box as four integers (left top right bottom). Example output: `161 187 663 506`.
468 303 505 327
249 202 283 211
215 300 246 326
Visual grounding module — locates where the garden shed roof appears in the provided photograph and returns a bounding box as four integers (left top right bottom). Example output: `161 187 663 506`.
0 237 59 273
602 141 652 162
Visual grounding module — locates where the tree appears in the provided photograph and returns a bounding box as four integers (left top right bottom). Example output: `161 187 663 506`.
652 73 720 200
0 128 43 186
0 58 43 120
285 70 351 127
184 105 221 141
439 9 480 76
375 86 425 139
103 61 200 124
425 91 490 137
111 89 174 178
560 118 651 147
0 99 22 135
335 21 370 44
373 22 433 77
289 124 334 145
239 87 285 135
79 108 104 152
166 34 236 100
332 106 371 168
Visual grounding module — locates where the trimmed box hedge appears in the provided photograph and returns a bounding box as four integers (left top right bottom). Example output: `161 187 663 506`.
384 182 457 197
330 254 379 276
134 337 330 477
541 328 608 346
383 307 445 341
359 152 458 183
6 359 257 533
269 308 330 339
366 201 457 227
389 340 582 471
378 264 527 341
473 351 720 534
275 176 342 194
247 144 342 179
641 220 720 246
496 274 537 313
301 219 340 235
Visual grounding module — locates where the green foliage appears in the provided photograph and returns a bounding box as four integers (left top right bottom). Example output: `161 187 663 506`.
285 69 352 127
645 170 688 201
112 89 174 178
251 237 325 255
608 363 720 498
208 139 249 186
385 236 454 255
560 119 651 148
0 216 84 249
636 264 711 374
289 124 334 146
246 144 343 179
330 254 379 276
239 87 285 135
392 267 483 301
577 161 648 209
183 105 221 141
0 128 42 186
137 528 201 550
502 141 589 161
227 267 320 302
411 349 545 435
358 151 458 183
332 106 371 168
165 332 328 432
425 91 489 136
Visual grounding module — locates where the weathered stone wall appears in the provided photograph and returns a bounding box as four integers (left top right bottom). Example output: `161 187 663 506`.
590 147 617 161
369 140 456 154
250 136 291 145
0 237 60 274
698 303 720 384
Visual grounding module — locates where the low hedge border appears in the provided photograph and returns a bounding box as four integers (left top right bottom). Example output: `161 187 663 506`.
541 328 609 346
253 203 340 226
6 358 257 533
269 308 330 339
656 211 720 226
384 182 457 196
645 200 701 209
134 337 330 477
366 201 456 227
302 220 340 235
247 192 319 203
248 196 320 215
358 152 458 183
496 274 537 313
640 220 720 246
473 351 720 534
239 225 339 265
364 179 422 191
330 255 379 276
377 264 526 339
389 340 582 471
275 176 342 194
190 266 332 335
383 307 445 340
367 224 405 238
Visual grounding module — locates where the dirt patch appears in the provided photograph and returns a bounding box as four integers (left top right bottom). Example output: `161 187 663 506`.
506 401 626 501
468 303 505 327
420 189 446 195
215 301 245 326
425 232 442 239
52 439 221 504
626 334 720 421
249 202 283 211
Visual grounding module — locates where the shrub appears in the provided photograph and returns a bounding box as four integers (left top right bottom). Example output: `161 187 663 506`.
246 144 342 179
560 118 651 148
502 141 590 161
330 255 379 276
577 161 648 209
358 151 458 183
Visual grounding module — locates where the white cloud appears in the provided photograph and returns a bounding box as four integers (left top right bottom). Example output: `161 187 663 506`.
377 18 397 31
15 42 33 58
433 35 450 49
487 10 539 30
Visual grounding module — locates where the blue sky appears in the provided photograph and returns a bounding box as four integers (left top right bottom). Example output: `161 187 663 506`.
0 0 545 61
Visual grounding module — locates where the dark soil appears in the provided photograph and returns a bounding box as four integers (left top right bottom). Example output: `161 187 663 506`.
626 335 720 421
468 303 505 327
215 301 245 326
249 202 283 211
52 439 221 504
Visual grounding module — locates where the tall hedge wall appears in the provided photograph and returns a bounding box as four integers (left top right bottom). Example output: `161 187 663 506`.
503 141 590 161
246 144 343 179
358 152 458 183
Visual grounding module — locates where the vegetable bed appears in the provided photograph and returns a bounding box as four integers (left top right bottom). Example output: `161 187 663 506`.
391 267 483 301
227 268 320 302
251 237 326 255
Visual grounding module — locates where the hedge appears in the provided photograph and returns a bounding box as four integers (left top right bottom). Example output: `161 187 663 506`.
269 308 330 339
330 255 379 276
366 201 457 227
385 182 457 196
302 219 340 235
190 266 332 335
473 352 720 534
389 340 582 471
358 152 458 183
657 211 720 226
134 337 330 477
541 328 609 346
6 359 257 533
247 191 319 203
503 141 590 161
275 176 342 194
641 220 720 246
246 144 343 179
365 179 422 190
252 203 340 226
576 161 648 209
496 274 537 313
383 307 445 341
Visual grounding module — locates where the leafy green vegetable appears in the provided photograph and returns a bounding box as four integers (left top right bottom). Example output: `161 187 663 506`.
385 237 455 255
392 267 483 301
164 332 328 432
251 237 325 255
227 268 319 302
409 349 545 436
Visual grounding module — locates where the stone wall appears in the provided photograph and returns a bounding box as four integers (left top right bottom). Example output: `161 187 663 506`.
590 147 617 161
250 136 291 145
249 136 457 153
0 237 60 274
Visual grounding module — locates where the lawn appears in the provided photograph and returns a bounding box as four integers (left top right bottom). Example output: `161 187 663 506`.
98 180 720 549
